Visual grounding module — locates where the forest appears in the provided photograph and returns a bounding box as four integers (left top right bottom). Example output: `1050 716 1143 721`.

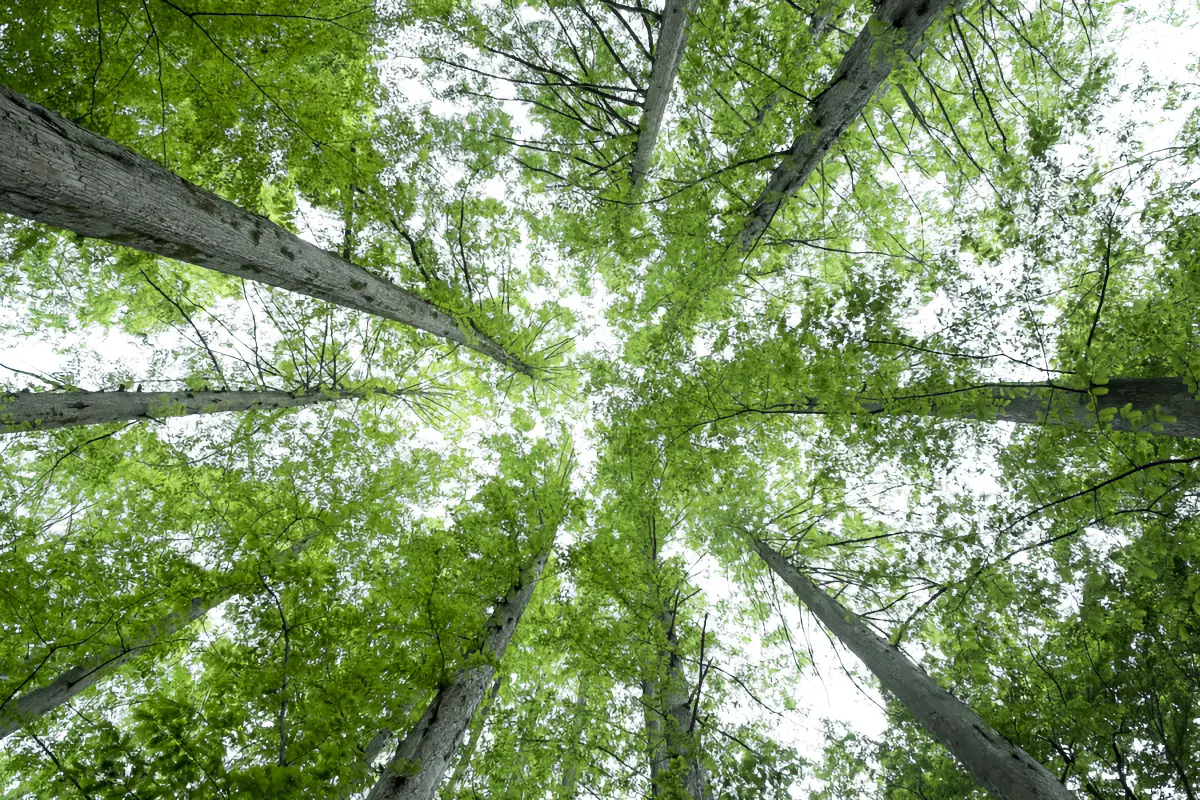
0 0 1198 797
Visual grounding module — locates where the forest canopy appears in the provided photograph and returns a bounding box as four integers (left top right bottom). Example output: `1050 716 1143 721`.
1 0 1199 797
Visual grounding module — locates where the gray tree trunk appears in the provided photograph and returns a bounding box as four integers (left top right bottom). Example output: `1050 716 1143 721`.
366 544 553 800
0 86 529 374
631 0 700 188
662 636 712 800
445 675 504 793
778 377 1200 439
0 589 232 740
0 540 308 739
0 388 402 434
747 533 1077 800
644 601 710 799
739 0 951 249
559 690 587 798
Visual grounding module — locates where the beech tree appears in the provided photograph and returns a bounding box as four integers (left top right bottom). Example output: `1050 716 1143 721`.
3 0 1200 799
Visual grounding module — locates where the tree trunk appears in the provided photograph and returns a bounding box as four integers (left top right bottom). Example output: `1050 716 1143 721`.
0 589 232 740
445 675 504 793
631 0 700 189
366 543 553 800
559 690 586 798
746 532 1077 800
0 86 529 374
642 674 668 795
0 387 404 434
661 624 711 800
0 540 308 739
739 0 951 249
774 377 1200 439
644 599 710 799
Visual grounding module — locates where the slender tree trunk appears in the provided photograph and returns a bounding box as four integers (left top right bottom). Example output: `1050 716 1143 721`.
739 0 951 249
559 690 586 798
746 532 1077 800
0 86 529 374
367 543 553 800
445 675 504 793
774 377 1200 439
0 540 308 739
0 589 231 740
630 0 700 188
0 387 407 434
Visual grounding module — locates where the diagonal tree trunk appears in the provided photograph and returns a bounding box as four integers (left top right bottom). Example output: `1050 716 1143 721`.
0 540 308 739
630 0 700 189
746 532 1077 800
767 377 1200 439
2 589 233 740
738 0 952 249
0 387 411 435
444 674 504 793
366 542 554 800
0 86 530 374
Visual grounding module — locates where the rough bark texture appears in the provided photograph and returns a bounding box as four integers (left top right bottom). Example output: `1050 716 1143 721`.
631 0 700 188
0 86 528 374
0 589 233 740
446 675 504 792
662 633 712 800
367 544 552 800
748 534 1077 800
0 388 385 434
781 377 1200 439
739 0 952 249
0 541 308 739
644 603 710 799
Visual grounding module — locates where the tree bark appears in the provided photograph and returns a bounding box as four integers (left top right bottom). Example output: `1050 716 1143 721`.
559 690 586 798
366 543 553 800
772 377 1200 439
661 632 712 800
445 675 504 793
0 540 308 739
0 388 404 434
0 86 529 374
0 589 232 740
630 0 700 189
738 0 951 249
746 532 1077 800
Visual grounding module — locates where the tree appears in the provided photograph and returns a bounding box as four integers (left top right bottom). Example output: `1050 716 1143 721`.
745 530 1075 800
5 0 1200 799
0 86 529 372
0 387 423 434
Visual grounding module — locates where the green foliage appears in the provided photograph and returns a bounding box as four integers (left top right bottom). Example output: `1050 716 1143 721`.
4 0 1200 798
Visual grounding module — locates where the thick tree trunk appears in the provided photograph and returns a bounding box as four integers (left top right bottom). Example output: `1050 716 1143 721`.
367 544 553 800
662 637 711 800
747 533 1077 800
739 0 951 249
642 674 668 795
0 388 401 434
0 540 308 739
631 0 700 188
0 86 529 374
445 675 504 792
644 601 710 799
776 377 1200 439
